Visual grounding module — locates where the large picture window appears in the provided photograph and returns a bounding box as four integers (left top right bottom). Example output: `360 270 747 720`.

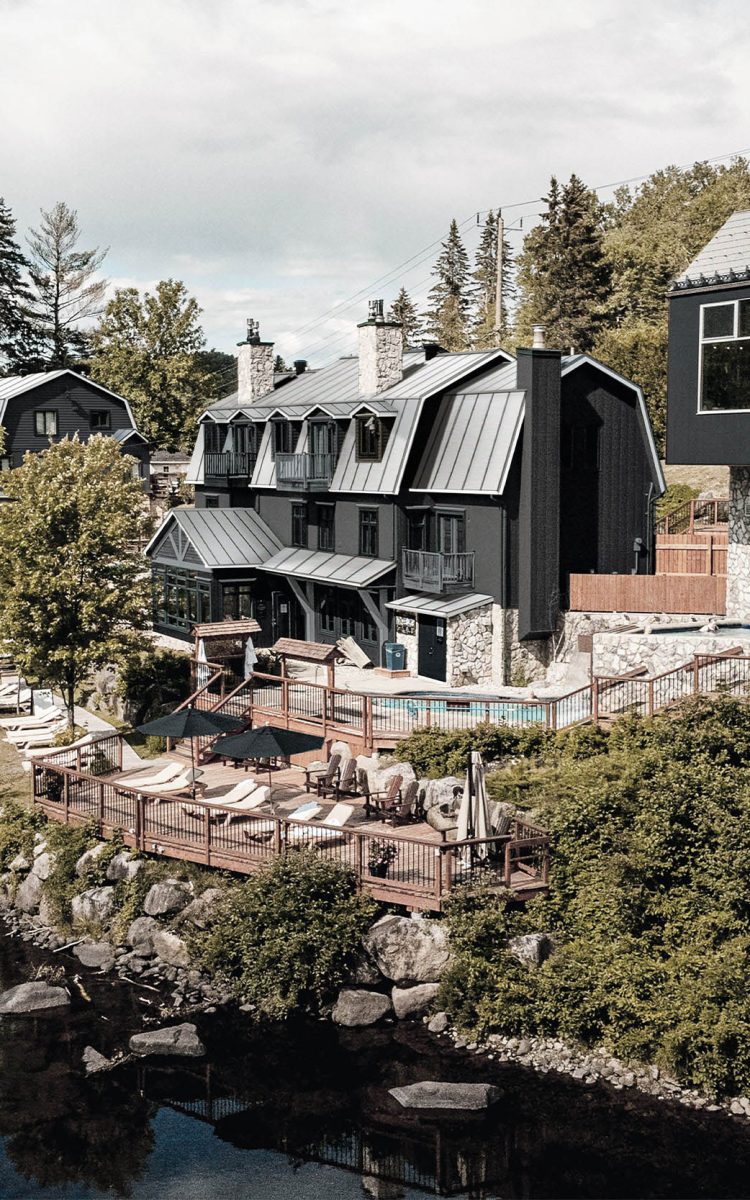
152 566 211 632
317 503 335 551
699 299 750 411
291 502 308 547
222 582 254 620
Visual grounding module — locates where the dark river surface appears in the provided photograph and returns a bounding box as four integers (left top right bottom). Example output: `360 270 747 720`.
2 932 750 1200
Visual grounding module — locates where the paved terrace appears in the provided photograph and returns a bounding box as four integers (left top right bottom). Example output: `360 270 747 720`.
31 735 549 912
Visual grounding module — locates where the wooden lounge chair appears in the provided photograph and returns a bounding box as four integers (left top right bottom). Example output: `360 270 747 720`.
304 754 341 795
382 780 423 827
360 774 403 819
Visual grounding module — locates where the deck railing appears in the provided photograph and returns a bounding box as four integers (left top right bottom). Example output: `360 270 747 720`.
655 497 729 535
275 451 336 489
31 759 547 911
203 452 255 478
401 549 475 594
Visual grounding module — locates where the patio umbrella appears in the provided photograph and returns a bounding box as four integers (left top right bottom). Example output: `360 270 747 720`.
456 750 491 861
137 706 243 799
212 724 325 784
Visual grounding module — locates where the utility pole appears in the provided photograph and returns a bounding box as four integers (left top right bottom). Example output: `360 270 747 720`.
494 210 505 345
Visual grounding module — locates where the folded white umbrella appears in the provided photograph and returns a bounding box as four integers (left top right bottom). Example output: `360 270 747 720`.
456 750 491 861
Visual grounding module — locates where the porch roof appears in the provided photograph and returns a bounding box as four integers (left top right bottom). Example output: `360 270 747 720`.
261 546 396 588
386 592 494 618
145 506 282 569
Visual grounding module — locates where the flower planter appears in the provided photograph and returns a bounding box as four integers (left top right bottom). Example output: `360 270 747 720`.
369 863 389 878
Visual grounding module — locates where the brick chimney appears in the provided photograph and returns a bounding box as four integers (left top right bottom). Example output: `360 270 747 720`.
237 318 274 402
358 300 403 395
516 341 562 641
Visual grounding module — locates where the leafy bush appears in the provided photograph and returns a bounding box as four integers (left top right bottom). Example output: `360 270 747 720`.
42 820 101 927
0 800 44 870
52 724 87 747
116 648 191 725
397 722 555 778
655 482 699 519
189 850 378 1019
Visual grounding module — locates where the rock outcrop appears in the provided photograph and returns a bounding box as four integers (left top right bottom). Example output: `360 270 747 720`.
0 981 70 1013
153 929 190 968
71 886 115 925
363 915 450 984
332 989 392 1027
389 1081 499 1110
126 916 160 957
391 982 440 1019
129 1022 205 1058
74 941 116 971
143 879 193 917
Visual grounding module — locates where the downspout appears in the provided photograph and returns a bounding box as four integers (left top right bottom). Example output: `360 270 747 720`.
499 500 508 684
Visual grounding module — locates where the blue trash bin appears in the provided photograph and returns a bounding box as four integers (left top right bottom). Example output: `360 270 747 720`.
384 642 406 671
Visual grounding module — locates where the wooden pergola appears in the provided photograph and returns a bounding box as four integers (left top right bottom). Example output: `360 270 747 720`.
193 619 262 669
271 637 339 688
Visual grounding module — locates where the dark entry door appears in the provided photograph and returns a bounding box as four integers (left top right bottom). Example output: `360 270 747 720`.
418 616 447 681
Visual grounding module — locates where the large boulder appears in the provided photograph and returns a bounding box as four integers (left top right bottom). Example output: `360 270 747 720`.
330 740 354 764
508 933 553 968
363 916 450 985
106 851 143 883
126 916 160 957
129 1022 205 1058
389 1081 500 1110
368 761 417 794
0 981 70 1014
14 872 43 913
176 888 224 929
74 941 116 971
75 843 109 877
143 879 193 917
332 989 392 1027
30 851 54 882
8 853 30 872
420 777 464 812
152 930 190 968
71 886 116 926
391 983 440 1020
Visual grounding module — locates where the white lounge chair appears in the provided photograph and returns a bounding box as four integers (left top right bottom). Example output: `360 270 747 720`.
213 777 259 806
0 705 63 730
6 722 67 748
124 761 184 790
0 679 24 698
25 731 98 760
0 689 32 711
221 786 272 824
288 801 355 842
285 801 325 841
142 767 204 799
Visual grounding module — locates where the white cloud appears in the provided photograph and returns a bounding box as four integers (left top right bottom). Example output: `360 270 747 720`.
2 0 749 365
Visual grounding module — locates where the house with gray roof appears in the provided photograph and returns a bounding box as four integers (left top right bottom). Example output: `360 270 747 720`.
146 306 663 683
0 369 149 490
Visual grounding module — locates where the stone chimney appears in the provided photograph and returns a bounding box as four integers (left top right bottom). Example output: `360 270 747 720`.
358 299 403 395
237 318 274 402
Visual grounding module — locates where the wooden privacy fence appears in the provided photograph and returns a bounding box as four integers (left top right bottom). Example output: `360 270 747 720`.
31 752 549 912
568 572 727 615
655 533 727 577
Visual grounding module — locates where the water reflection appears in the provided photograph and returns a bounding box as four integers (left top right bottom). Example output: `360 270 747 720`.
3 935 750 1199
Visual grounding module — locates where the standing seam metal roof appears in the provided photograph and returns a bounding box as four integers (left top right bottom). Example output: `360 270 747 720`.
411 390 525 494
673 211 750 287
145 506 282 568
385 592 494 618
260 546 395 587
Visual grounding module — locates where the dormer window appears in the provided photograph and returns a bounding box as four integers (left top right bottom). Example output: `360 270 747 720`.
203 422 225 454
699 299 750 411
272 419 300 458
355 414 390 462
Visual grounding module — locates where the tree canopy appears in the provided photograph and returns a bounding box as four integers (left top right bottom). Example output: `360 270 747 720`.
0 437 149 725
424 219 473 350
0 197 37 374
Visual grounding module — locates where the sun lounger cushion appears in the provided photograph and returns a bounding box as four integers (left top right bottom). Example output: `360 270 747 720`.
219 778 259 805
145 768 203 794
128 762 184 789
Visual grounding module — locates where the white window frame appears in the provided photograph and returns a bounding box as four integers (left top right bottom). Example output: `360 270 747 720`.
698 298 750 414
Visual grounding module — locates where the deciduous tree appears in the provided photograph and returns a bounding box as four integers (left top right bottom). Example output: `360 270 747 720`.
0 437 149 727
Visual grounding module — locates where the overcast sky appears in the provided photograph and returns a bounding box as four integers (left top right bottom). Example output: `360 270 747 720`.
2 0 750 367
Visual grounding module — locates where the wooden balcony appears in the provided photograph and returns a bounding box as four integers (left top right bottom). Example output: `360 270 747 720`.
402 548 475 594
204 452 255 479
275 452 336 491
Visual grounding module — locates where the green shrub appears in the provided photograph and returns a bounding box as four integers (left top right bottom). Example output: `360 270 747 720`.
189 850 378 1019
655 482 699 519
42 820 101 927
116 648 191 726
52 724 87 747
0 800 44 870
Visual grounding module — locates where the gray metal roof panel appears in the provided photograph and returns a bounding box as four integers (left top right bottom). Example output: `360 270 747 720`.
386 592 493 618
261 546 395 587
673 211 750 285
330 399 423 494
411 390 525 494
461 358 518 391
375 350 506 400
145 506 282 568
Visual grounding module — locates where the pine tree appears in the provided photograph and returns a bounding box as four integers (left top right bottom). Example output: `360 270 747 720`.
27 201 108 367
0 198 37 374
472 210 515 349
514 176 609 352
424 219 472 350
389 287 422 346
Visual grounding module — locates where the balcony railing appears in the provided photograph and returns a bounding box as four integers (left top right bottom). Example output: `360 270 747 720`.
275 452 336 490
402 548 475 594
204 452 255 479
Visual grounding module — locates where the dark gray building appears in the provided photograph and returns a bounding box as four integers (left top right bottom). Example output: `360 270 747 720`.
0 369 149 491
146 311 662 684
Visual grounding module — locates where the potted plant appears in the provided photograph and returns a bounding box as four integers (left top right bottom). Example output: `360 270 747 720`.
368 838 399 878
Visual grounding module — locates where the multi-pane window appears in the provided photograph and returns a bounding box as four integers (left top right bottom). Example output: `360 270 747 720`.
273 420 294 457
356 415 382 460
292 502 308 547
407 511 427 551
359 508 379 557
320 587 337 633
699 299 750 411
317 504 335 551
231 423 256 455
222 582 254 620
153 566 211 631
437 512 465 555
203 422 225 453
90 410 110 430
34 411 58 437
204 495 220 508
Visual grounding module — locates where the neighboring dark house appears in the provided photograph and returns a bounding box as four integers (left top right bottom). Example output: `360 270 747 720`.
146 312 663 683
667 209 750 616
0 370 149 489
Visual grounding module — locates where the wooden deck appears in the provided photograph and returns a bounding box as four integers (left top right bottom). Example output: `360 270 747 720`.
31 738 549 912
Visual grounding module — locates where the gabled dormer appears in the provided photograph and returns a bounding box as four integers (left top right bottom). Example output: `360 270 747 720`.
667 210 750 464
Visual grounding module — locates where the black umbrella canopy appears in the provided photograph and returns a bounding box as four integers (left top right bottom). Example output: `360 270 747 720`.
137 706 243 739
212 726 325 761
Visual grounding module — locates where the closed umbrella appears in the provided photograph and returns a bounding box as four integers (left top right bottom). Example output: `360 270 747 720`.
212 724 325 784
456 750 492 862
243 635 258 679
137 706 243 799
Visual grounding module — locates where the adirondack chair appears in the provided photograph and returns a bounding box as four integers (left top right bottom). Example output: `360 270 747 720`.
382 780 423 827
304 753 341 795
363 774 403 820
323 756 357 799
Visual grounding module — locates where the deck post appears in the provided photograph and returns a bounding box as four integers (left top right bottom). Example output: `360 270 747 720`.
117 736 123 772
75 747 82 774
364 695 374 753
693 655 701 694
434 848 443 903
281 677 290 729
592 678 599 723
98 781 105 835
135 793 143 850
356 832 365 891
204 809 211 866
503 842 512 888
647 679 655 717
274 818 283 856
63 772 70 823
542 843 550 886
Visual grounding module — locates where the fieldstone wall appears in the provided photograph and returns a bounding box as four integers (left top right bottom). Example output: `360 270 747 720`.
593 628 750 677
446 604 494 686
397 627 419 675
501 609 552 685
237 341 274 402
358 321 403 394
727 465 750 619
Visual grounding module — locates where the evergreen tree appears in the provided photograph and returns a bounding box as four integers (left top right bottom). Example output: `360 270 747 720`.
424 219 472 350
89 279 210 450
389 287 422 346
0 198 37 374
514 175 610 352
472 209 515 349
27 201 108 367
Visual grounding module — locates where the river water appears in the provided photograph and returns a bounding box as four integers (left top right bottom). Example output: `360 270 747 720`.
1 932 750 1200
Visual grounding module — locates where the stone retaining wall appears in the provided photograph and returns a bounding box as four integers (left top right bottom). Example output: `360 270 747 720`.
593 628 750 677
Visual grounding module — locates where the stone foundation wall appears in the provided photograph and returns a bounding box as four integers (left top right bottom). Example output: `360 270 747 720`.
446 604 494 686
593 629 750 677
727 465 750 619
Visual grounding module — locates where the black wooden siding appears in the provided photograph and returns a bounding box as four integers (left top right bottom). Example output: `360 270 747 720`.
3 376 137 461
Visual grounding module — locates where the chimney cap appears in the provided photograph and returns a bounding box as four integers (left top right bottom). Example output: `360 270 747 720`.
368 299 385 322
293 359 307 375
532 324 546 349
